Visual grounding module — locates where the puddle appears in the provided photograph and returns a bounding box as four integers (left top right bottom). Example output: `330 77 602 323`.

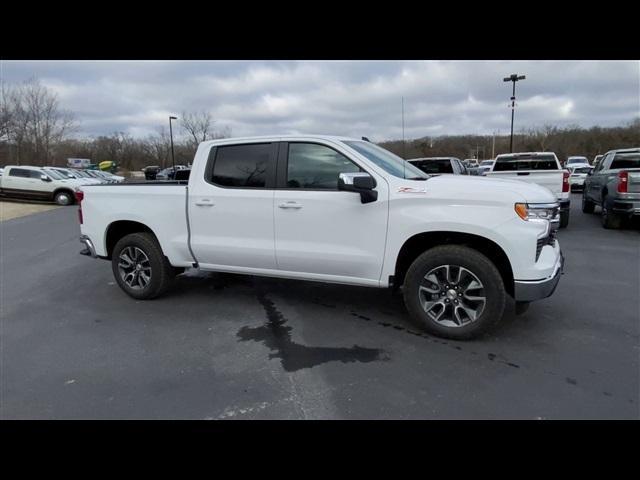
237 290 388 372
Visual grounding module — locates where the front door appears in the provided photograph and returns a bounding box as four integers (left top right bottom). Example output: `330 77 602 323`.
189 142 279 270
273 141 388 284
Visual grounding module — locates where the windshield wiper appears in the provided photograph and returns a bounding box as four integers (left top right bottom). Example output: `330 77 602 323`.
406 176 428 181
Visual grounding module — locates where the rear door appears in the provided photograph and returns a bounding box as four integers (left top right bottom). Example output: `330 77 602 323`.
273 141 388 284
188 142 279 270
587 152 611 203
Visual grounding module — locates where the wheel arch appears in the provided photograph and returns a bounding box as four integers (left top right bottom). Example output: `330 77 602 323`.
394 231 514 297
105 220 159 260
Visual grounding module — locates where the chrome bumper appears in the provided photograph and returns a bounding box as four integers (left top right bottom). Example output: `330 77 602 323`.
514 251 564 302
79 235 97 258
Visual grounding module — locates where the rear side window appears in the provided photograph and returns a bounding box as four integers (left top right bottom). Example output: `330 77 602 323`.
8 168 30 178
610 152 640 169
286 143 361 189
211 143 271 188
493 154 558 171
411 159 454 174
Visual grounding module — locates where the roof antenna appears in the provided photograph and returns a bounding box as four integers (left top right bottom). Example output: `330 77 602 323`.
402 96 406 179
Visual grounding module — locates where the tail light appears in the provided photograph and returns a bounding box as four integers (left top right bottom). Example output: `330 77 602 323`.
617 171 628 193
562 171 570 192
75 190 84 224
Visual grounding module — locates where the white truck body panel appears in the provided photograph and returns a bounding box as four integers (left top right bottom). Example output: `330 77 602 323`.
79 136 563 291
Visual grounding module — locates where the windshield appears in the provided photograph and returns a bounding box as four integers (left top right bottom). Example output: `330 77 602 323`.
410 159 454 174
568 158 587 164
51 169 72 178
480 160 494 166
572 167 592 174
44 169 64 180
342 141 428 179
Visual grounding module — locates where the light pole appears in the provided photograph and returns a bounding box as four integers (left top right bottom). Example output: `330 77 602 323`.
169 115 177 171
503 74 525 153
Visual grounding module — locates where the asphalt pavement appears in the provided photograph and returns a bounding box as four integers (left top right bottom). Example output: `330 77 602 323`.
1 194 638 419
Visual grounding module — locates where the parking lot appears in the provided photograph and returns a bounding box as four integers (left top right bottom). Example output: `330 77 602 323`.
1 194 638 419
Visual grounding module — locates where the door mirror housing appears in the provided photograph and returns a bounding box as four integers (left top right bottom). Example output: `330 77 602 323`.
338 172 378 204
41 174 52 182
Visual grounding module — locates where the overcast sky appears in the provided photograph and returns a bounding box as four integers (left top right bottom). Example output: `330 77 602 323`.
2 60 638 142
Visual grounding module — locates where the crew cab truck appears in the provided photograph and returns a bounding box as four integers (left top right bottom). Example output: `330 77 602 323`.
0 165 79 205
582 147 640 229
485 152 571 228
78 136 564 340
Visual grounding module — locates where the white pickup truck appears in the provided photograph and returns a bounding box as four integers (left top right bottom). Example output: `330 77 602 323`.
485 152 571 228
0 165 81 205
78 136 564 340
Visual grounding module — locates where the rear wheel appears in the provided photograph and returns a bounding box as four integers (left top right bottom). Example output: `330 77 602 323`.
111 232 175 299
601 195 623 229
581 192 595 213
403 245 506 340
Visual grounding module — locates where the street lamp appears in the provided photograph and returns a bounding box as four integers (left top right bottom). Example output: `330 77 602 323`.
503 74 525 153
169 115 178 171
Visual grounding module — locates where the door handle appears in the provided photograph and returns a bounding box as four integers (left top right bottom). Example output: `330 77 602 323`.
195 199 215 207
278 201 303 209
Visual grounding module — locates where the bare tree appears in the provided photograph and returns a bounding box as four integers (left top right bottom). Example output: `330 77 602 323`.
181 110 213 148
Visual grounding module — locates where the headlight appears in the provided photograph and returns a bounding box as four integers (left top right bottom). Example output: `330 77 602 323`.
515 203 560 222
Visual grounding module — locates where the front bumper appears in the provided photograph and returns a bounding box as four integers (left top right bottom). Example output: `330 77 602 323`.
514 250 564 302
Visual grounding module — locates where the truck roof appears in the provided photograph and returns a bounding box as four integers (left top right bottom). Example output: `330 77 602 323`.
199 134 362 148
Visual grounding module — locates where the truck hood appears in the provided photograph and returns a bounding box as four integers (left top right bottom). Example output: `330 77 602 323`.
424 174 557 204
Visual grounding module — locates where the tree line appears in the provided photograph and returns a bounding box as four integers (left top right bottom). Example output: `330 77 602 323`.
0 78 231 171
379 119 640 163
1 77 638 171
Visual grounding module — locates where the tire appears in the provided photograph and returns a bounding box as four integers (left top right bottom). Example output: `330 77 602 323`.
54 190 74 206
559 210 569 228
582 192 595 214
111 232 175 299
402 245 507 340
601 196 623 229
515 301 530 315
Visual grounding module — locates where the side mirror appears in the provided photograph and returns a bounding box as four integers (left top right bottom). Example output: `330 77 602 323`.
338 172 378 204
41 174 52 182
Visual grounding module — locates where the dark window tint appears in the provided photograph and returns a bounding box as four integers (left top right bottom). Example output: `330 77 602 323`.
572 167 592 174
410 159 454 174
610 153 640 169
212 143 271 188
287 143 361 189
493 154 558 171
8 168 29 177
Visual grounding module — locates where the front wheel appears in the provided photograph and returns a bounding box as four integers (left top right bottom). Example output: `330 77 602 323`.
54 191 74 206
111 232 175 299
559 210 570 228
403 245 506 340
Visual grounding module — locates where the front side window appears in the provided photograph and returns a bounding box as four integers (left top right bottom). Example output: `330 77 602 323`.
286 143 361 189
211 143 271 188
29 170 45 179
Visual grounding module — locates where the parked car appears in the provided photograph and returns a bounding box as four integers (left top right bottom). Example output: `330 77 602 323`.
77 135 564 340
0 165 79 205
476 160 495 176
407 157 468 176
485 152 571 228
143 165 161 181
567 165 593 191
465 159 479 168
582 147 640 229
565 156 590 168
593 154 603 166
157 165 189 180
44 167 100 186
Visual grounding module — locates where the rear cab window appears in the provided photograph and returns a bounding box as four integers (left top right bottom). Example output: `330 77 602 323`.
610 152 640 170
493 154 559 171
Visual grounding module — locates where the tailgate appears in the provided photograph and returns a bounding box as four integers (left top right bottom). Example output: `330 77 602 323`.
487 170 564 195
628 170 640 193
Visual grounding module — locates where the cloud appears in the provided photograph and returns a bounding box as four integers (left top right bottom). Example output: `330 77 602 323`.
2 60 638 141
